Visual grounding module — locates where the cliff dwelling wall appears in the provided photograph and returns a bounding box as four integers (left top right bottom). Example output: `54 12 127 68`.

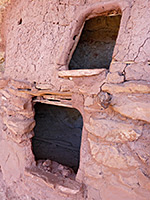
0 0 150 200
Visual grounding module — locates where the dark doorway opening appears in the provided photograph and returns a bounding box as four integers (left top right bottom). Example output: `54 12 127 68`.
69 14 121 70
32 103 83 174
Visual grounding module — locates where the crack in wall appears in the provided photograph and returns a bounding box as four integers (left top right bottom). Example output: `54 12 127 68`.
134 37 150 61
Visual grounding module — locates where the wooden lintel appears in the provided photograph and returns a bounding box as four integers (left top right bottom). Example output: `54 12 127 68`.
33 99 72 108
19 89 72 97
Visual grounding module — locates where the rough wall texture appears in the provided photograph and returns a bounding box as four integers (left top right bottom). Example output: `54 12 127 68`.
0 0 10 74
0 0 150 200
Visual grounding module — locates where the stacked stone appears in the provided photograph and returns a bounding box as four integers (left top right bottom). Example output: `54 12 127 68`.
66 70 150 198
0 78 36 184
81 82 150 199
0 78 35 144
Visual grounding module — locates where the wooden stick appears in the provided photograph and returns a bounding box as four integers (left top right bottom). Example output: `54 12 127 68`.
19 89 72 97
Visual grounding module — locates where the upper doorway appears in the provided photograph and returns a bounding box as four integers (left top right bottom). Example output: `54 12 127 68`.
69 13 121 70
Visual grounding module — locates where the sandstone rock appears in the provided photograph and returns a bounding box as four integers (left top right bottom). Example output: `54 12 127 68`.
3 116 35 136
127 125 150 176
0 89 10 98
1 100 29 111
0 78 9 89
88 139 139 169
106 72 124 84
0 0 150 199
6 129 34 143
100 182 146 200
2 106 34 118
0 140 22 183
111 93 150 123
96 91 111 109
8 87 32 99
84 96 93 107
84 159 103 179
9 79 33 89
102 81 150 94
125 63 150 81
109 62 126 73
57 178 81 195
136 169 150 191
86 186 102 200
72 70 107 95
26 165 81 195
57 164 72 177
85 118 142 142
35 83 54 90
0 138 33 183
58 69 106 78
43 159 52 167
9 96 31 110
118 172 140 189
36 160 75 179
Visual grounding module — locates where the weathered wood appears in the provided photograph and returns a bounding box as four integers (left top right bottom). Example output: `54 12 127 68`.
33 99 72 108
19 89 72 97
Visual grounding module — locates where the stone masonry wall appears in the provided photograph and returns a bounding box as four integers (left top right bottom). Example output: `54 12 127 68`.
0 0 150 200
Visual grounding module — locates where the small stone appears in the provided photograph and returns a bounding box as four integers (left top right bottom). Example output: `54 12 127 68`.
106 72 124 84
3 116 35 136
85 118 142 142
43 159 51 167
44 167 51 172
84 96 94 107
57 185 80 195
88 139 140 169
111 93 150 123
57 164 64 170
0 90 11 99
36 160 44 168
61 168 71 177
9 79 33 89
96 91 112 109
10 96 30 109
125 63 150 81
0 78 9 89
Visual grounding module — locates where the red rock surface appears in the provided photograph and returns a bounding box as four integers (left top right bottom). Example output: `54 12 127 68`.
0 0 150 200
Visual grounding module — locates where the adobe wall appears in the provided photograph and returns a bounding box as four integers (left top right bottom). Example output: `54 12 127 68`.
0 0 150 200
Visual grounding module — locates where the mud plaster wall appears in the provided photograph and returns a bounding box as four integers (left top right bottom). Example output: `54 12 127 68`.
0 0 150 200
1 0 150 84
